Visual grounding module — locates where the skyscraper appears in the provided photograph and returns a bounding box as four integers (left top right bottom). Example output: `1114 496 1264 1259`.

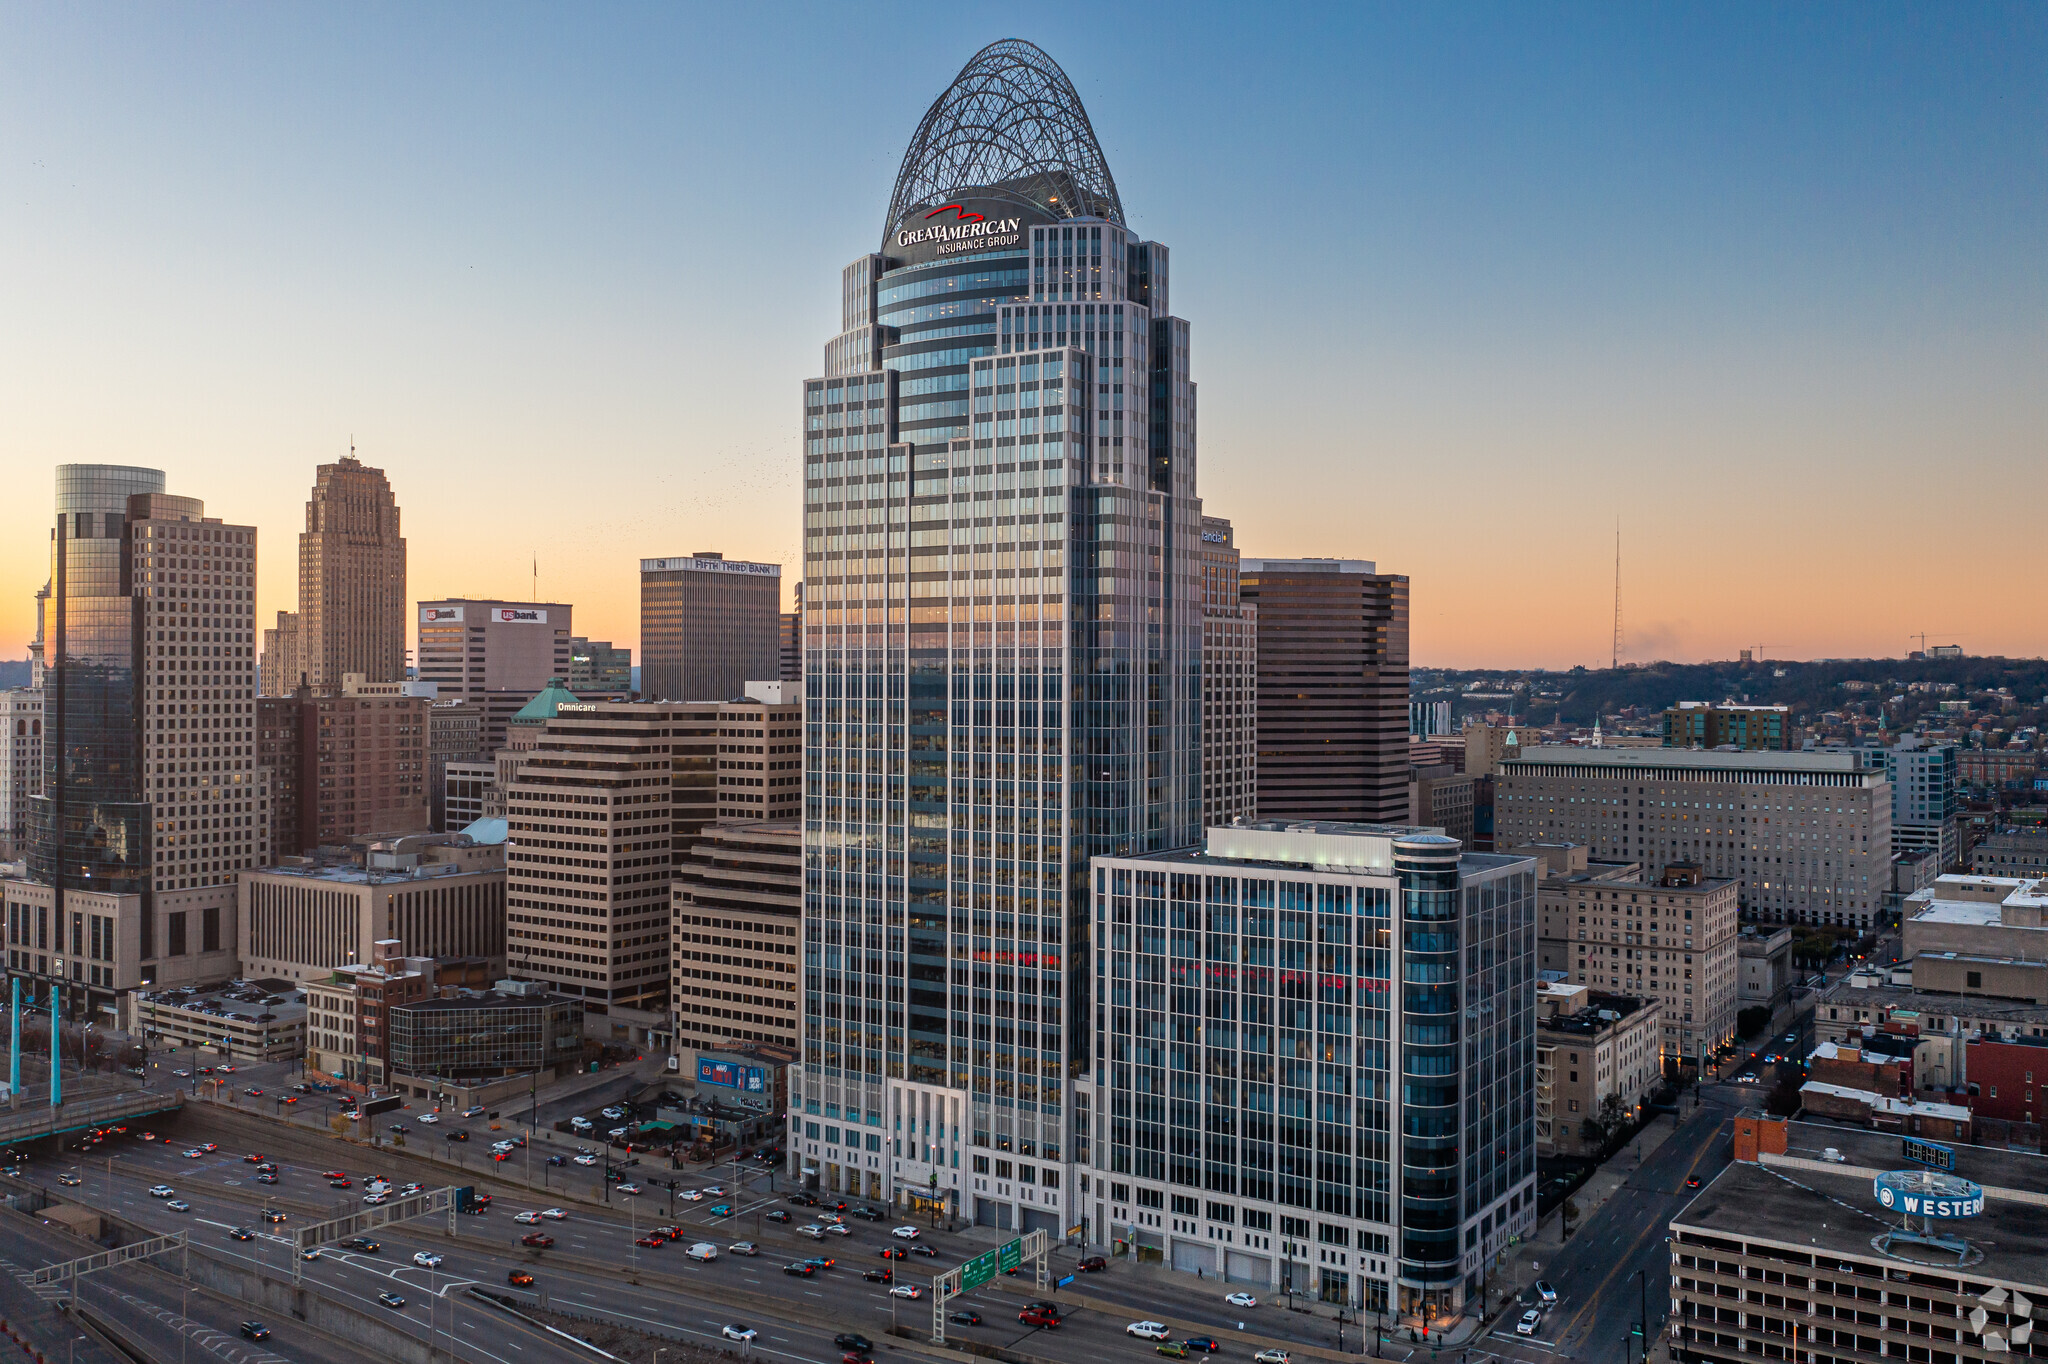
415 599 573 751
6 466 256 1016
639 553 782 702
1199 515 1256 829
1240 558 1411 823
298 453 406 689
259 609 302 695
791 40 1202 1225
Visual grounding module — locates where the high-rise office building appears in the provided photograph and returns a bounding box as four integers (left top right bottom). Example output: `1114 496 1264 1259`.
1409 699 1452 739
789 39 1203 1222
428 698 484 832
1496 746 1893 928
670 819 801 1057
1087 824 1536 1317
639 554 782 702
295 684 429 849
1874 737 1959 870
566 637 633 694
415 599 573 751
1200 516 1256 829
0 689 42 861
5 466 257 1015
1240 558 1410 823
298 454 407 689
255 696 301 864
259 609 303 695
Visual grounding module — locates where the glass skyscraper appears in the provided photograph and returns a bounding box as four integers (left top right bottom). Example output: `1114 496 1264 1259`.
791 39 1202 1232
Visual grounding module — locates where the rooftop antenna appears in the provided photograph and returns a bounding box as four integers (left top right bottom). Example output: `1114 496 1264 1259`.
1611 517 1624 671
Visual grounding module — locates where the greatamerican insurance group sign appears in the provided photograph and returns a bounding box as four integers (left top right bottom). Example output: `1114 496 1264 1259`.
890 198 1055 266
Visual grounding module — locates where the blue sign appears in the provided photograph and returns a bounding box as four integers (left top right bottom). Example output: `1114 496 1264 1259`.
1874 1170 1983 1220
698 1059 767 1093
1902 1137 1955 1171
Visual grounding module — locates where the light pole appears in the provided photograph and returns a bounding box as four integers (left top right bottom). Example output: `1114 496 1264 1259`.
1630 1268 1650 1364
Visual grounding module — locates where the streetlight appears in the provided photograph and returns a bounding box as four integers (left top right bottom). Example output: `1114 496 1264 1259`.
1630 1268 1650 1364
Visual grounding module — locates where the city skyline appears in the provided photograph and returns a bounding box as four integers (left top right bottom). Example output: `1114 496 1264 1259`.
5 4 2044 669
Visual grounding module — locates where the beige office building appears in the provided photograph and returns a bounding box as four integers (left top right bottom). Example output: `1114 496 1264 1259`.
1498 745 1892 928
1534 982 1663 1156
298 455 407 689
259 610 303 696
239 854 505 983
1198 516 1256 828
670 820 800 1057
416 600 573 752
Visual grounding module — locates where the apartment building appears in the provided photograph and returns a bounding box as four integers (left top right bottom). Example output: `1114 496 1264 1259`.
1971 829 2048 878
1662 702 1789 751
297 688 429 849
1497 746 1892 928
669 820 800 1058
1534 982 1662 1157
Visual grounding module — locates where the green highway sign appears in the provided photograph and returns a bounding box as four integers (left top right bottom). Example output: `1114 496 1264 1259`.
998 1238 1022 1274
958 1237 1024 1292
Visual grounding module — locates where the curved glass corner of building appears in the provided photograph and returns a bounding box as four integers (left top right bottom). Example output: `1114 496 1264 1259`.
1395 834 1464 1294
876 248 1029 449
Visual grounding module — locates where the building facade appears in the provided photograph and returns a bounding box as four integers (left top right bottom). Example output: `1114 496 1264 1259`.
1973 829 2048 878
255 695 302 864
1662 702 1789 750
639 554 782 703
670 820 801 1058
0 689 42 861
1199 515 1256 829
1083 825 1536 1319
387 979 582 1084
259 610 302 696
566 637 633 694
1497 746 1892 928
428 698 484 832
296 688 429 849
779 583 803 683
1410 700 1451 739
297 454 406 689
1736 926 1794 1012
787 40 1204 1228
1534 982 1662 1157
239 854 505 983
1240 559 1410 824
415 599 573 752
1879 738 1960 870
1410 764 1474 848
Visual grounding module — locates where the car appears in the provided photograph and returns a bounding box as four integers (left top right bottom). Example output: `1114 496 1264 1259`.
1516 1309 1544 1337
508 1270 534 1286
227 1227 256 1241
799 1224 825 1239
788 1192 818 1207
256 1173 279 1185
619 1184 643 1195
1019 1308 1060 1328
321 1170 347 1180
601 1106 625 1120
851 1204 882 1221
172 1070 191 1078
818 1212 845 1226
834 1334 874 1353
1254 1352 1292 1364
880 1247 905 1260
568 1117 593 1131
1536 1280 1558 1305
1785 1033 1798 1045
709 1203 734 1217
864 1269 893 1283
783 1262 816 1277
329 1178 352 1188
254 1162 277 1173
573 1154 598 1166
803 1257 837 1271
1128 1323 1171 1341
413 1252 443 1268
823 1199 849 1212
515 1211 543 1224
949 1312 982 1327
547 1155 566 1166
823 1222 851 1236
246 1088 264 1097
299 1249 322 1262
363 1193 390 1205
729 1242 759 1256
445 1131 469 1143
521 1233 555 1248
399 1182 424 1196
243 1153 264 1163
141 1132 158 1141
182 1148 204 1159
379 1292 407 1309
890 1285 922 1299
1225 1292 1259 1309
608 1127 630 1140
1686 1175 1702 1189
197 1068 214 1076
1077 1255 1106 1272
200 1142 218 1153
462 1106 486 1118
148 1185 176 1198
656 1226 686 1240
1183 1338 1221 1353
723 1326 757 1343
909 1244 938 1258
635 1236 664 1248
541 1208 567 1220
765 1209 791 1223
1156 1345 1189 1360
491 1141 516 1153
58 1173 81 1187
341 1237 382 1253
417 1113 439 1124
166 1200 192 1212
239 1323 271 1341
891 1225 920 1239
263 1209 287 1223
679 1188 704 1201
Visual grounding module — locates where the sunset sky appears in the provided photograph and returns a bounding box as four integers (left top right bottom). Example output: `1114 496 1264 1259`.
4 4 2042 670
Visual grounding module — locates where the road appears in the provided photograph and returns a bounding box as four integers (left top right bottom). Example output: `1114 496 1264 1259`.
6 1103 1347 1364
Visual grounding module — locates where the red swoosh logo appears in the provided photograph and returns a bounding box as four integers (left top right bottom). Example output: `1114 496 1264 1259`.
925 204 985 223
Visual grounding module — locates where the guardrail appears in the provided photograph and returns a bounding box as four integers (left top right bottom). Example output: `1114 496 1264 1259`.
0 1089 183 1144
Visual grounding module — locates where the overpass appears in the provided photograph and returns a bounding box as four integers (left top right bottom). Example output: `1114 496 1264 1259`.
0 1087 184 1147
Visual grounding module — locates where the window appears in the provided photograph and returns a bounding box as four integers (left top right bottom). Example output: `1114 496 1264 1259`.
1137 1188 1163 1210
1967 972 1982 988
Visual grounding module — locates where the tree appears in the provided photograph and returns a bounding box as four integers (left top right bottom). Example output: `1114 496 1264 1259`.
1765 1073 1803 1118
1737 1006 1771 1039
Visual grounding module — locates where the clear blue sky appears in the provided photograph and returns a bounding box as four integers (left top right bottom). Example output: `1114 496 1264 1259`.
4 3 2042 666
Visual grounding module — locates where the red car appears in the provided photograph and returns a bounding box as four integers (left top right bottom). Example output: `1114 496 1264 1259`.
635 1235 664 1248
321 1170 347 1180
1018 1308 1060 1329
521 1233 555 1249
1077 1256 1107 1272
243 1154 264 1163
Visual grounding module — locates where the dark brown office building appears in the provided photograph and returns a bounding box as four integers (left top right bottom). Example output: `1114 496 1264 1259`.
257 695 302 863
639 554 782 702
1239 558 1410 823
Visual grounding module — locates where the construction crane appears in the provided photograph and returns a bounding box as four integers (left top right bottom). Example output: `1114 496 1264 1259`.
1908 632 1967 655
1741 643 1783 664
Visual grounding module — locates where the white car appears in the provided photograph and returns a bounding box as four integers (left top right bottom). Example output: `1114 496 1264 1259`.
540 1208 568 1220
491 1141 516 1154
399 1183 424 1196
462 1106 486 1118
363 1192 390 1205
573 1155 598 1166
722 1325 756 1343
687 1242 718 1261
701 1185 724 1196
514 1211 543 1225
569 1117 593 1131
299 1248 322 1262
679 1189 705 1201
417 1113 439 1125
891 1226 921 1240
1127 1323 1170 1341
889 1285 922 1299
148 1185 176 1198
182 1149 204 1159
1516 1310 1543 1337
601 1106 625 1120
800 1224 825 1239
1225 1292 1259 1309
608 1126 630 1139
618 1183 642 1195
413 1252 443 1268
1254 1353 1291 1364
824 1223 851 1236
166 1199 192 1212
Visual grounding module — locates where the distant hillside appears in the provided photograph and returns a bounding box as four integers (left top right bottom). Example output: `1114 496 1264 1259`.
1415 656 2048 728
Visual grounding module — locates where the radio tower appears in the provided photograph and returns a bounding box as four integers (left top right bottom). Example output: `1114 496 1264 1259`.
1611 517 1624 671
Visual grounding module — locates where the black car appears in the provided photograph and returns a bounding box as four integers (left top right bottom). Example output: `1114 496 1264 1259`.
910 1244 939 1257
445 1130 469 1142
226 1227 256 1241
783 1262 816 1277
834 1335 874 1353
851 1205 884 1221
547 1155 567 1166
239 1323 270 1341
378 1292 406 1309
341 1237 382 1253
765 1209 792 1223
1184 1338 1221 1353
950 1311 983 1327
863 1269 893 1283
789 1192 818 1207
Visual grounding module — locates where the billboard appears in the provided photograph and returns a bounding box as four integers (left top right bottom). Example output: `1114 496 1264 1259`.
697 1059 768 1094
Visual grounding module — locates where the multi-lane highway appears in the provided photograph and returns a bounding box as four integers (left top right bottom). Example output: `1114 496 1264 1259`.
7 1104 1340 1364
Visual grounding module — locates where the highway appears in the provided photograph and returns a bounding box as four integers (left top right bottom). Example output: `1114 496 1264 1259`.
6 1103 1342 1364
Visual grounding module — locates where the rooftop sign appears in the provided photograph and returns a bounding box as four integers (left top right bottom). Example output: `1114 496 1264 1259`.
640 557 780 578
1873 1169 1982 1220
1903 1136 1955 1171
